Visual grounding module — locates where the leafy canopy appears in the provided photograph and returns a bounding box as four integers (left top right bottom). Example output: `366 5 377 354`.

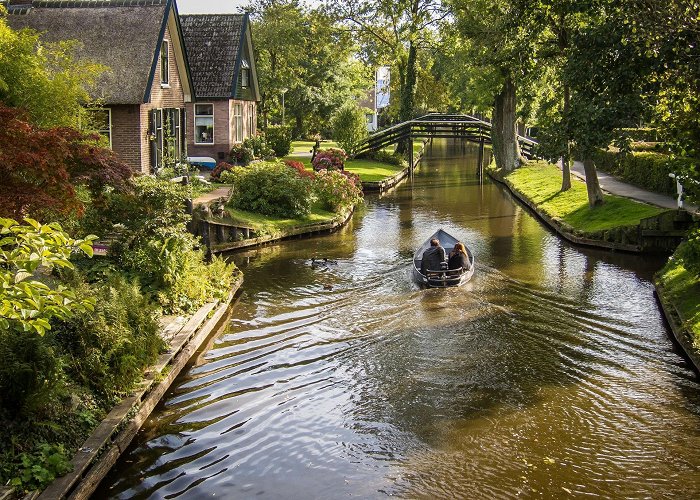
0 5 104 127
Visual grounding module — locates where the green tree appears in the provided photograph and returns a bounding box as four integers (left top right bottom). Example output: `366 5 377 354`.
329 0 447 153
249 0 369 137
448 0 536 172
331 102 369 155
564 15 651 205
0 6 104 128
623 0 700 203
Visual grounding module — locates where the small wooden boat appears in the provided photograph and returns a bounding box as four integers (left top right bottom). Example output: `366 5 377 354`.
412 229 475 288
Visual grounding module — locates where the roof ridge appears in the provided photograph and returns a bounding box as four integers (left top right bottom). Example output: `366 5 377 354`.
19 0 167 9
180 13 245 17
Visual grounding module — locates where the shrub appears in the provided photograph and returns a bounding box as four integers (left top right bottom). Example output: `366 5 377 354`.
9 442 73 492
0 104 132 221
51 274 163 400
80 177 237 314
313 169 363 213
312 148 347 172
228 161 312 217
284 160 315 179
229 143 254 166
0 217 96 337
592 149 693 196
265 125 292 157
211 162 237 181
331 102 369 155
243 135 274 159
678 227 700 278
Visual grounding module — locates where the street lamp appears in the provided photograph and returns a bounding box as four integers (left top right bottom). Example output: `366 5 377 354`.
281 88 288 126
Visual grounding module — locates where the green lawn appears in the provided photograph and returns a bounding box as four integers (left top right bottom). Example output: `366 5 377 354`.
225 202 339 235
505 160 666 232
345 159 404 182
284 138 424 183
657 254 700 347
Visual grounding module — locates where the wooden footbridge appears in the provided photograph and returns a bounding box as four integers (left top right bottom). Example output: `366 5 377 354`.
355 113 537 166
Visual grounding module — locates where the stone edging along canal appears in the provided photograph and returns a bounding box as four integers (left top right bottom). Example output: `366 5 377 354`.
488 168 700 374
33 274 244 500
203 141 429 254
363 140 427 194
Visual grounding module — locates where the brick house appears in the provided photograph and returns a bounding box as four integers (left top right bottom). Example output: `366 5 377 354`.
7 0 194 174
180 13 260 162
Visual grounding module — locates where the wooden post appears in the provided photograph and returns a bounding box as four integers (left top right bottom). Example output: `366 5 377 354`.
408 133 414 177
478 136 484 176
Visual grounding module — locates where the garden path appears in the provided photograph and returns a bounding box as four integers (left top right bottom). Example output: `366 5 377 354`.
570 160 698 213
193 186 231 206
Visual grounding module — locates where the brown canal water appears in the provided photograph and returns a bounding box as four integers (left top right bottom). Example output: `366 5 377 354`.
99 142 700 499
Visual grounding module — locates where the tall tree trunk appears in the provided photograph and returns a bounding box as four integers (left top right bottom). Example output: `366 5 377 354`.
492 75 521 172
396 41 417 156
582 157 604 206
561 84 572 191
294 113 303 139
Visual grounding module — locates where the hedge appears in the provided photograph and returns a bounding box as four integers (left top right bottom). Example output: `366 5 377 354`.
592 149 693 196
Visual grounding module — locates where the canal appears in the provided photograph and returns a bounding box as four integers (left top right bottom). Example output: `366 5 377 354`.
100 142 700 498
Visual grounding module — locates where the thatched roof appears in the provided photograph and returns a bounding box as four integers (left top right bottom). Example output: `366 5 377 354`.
180 14 244 99
6 1 171 105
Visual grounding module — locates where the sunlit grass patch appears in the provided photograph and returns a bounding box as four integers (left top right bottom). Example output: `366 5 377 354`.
345 159 404 182
657 255 700 347
506 161 665 232
225 202 339 234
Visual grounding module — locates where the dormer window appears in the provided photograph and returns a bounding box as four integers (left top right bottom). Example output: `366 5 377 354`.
241 59 250 88
160 40 170 86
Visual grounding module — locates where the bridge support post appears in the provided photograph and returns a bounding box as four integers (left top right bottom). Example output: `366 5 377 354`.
477 136 485 175
408 136 414 176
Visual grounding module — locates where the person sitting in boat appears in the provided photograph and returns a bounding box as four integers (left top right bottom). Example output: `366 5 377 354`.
421 238 446 273
448 242 470 271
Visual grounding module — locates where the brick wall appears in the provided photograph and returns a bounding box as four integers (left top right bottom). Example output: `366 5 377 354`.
110 104 142 173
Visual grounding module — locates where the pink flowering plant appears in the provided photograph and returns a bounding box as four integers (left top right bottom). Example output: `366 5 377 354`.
313 169 363 213
312 148 347 171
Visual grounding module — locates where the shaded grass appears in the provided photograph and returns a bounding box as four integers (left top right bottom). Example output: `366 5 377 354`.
224 202 339 234
291 140 339 154
657 253 700 347
505 161 665 232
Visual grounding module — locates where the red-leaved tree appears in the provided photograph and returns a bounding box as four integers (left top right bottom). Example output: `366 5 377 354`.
0 102 133 220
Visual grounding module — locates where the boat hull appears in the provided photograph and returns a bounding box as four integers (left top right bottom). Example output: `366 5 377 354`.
412 229 475 288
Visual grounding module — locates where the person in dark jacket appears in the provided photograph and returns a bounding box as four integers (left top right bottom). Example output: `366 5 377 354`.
448 242 470 270
421 238 446 273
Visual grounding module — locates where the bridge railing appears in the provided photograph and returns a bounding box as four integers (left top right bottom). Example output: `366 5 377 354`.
354 113 537 159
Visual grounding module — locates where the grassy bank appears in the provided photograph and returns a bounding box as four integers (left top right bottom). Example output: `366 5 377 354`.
225 202 341 236
503 160 665 232
656 245 700 349
284 140 423 183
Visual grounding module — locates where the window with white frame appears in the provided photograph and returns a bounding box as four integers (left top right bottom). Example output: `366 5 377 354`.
160 40 170 86
194 104 214 144
248 103 255 137
233 103 243 142
241 59 250 88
